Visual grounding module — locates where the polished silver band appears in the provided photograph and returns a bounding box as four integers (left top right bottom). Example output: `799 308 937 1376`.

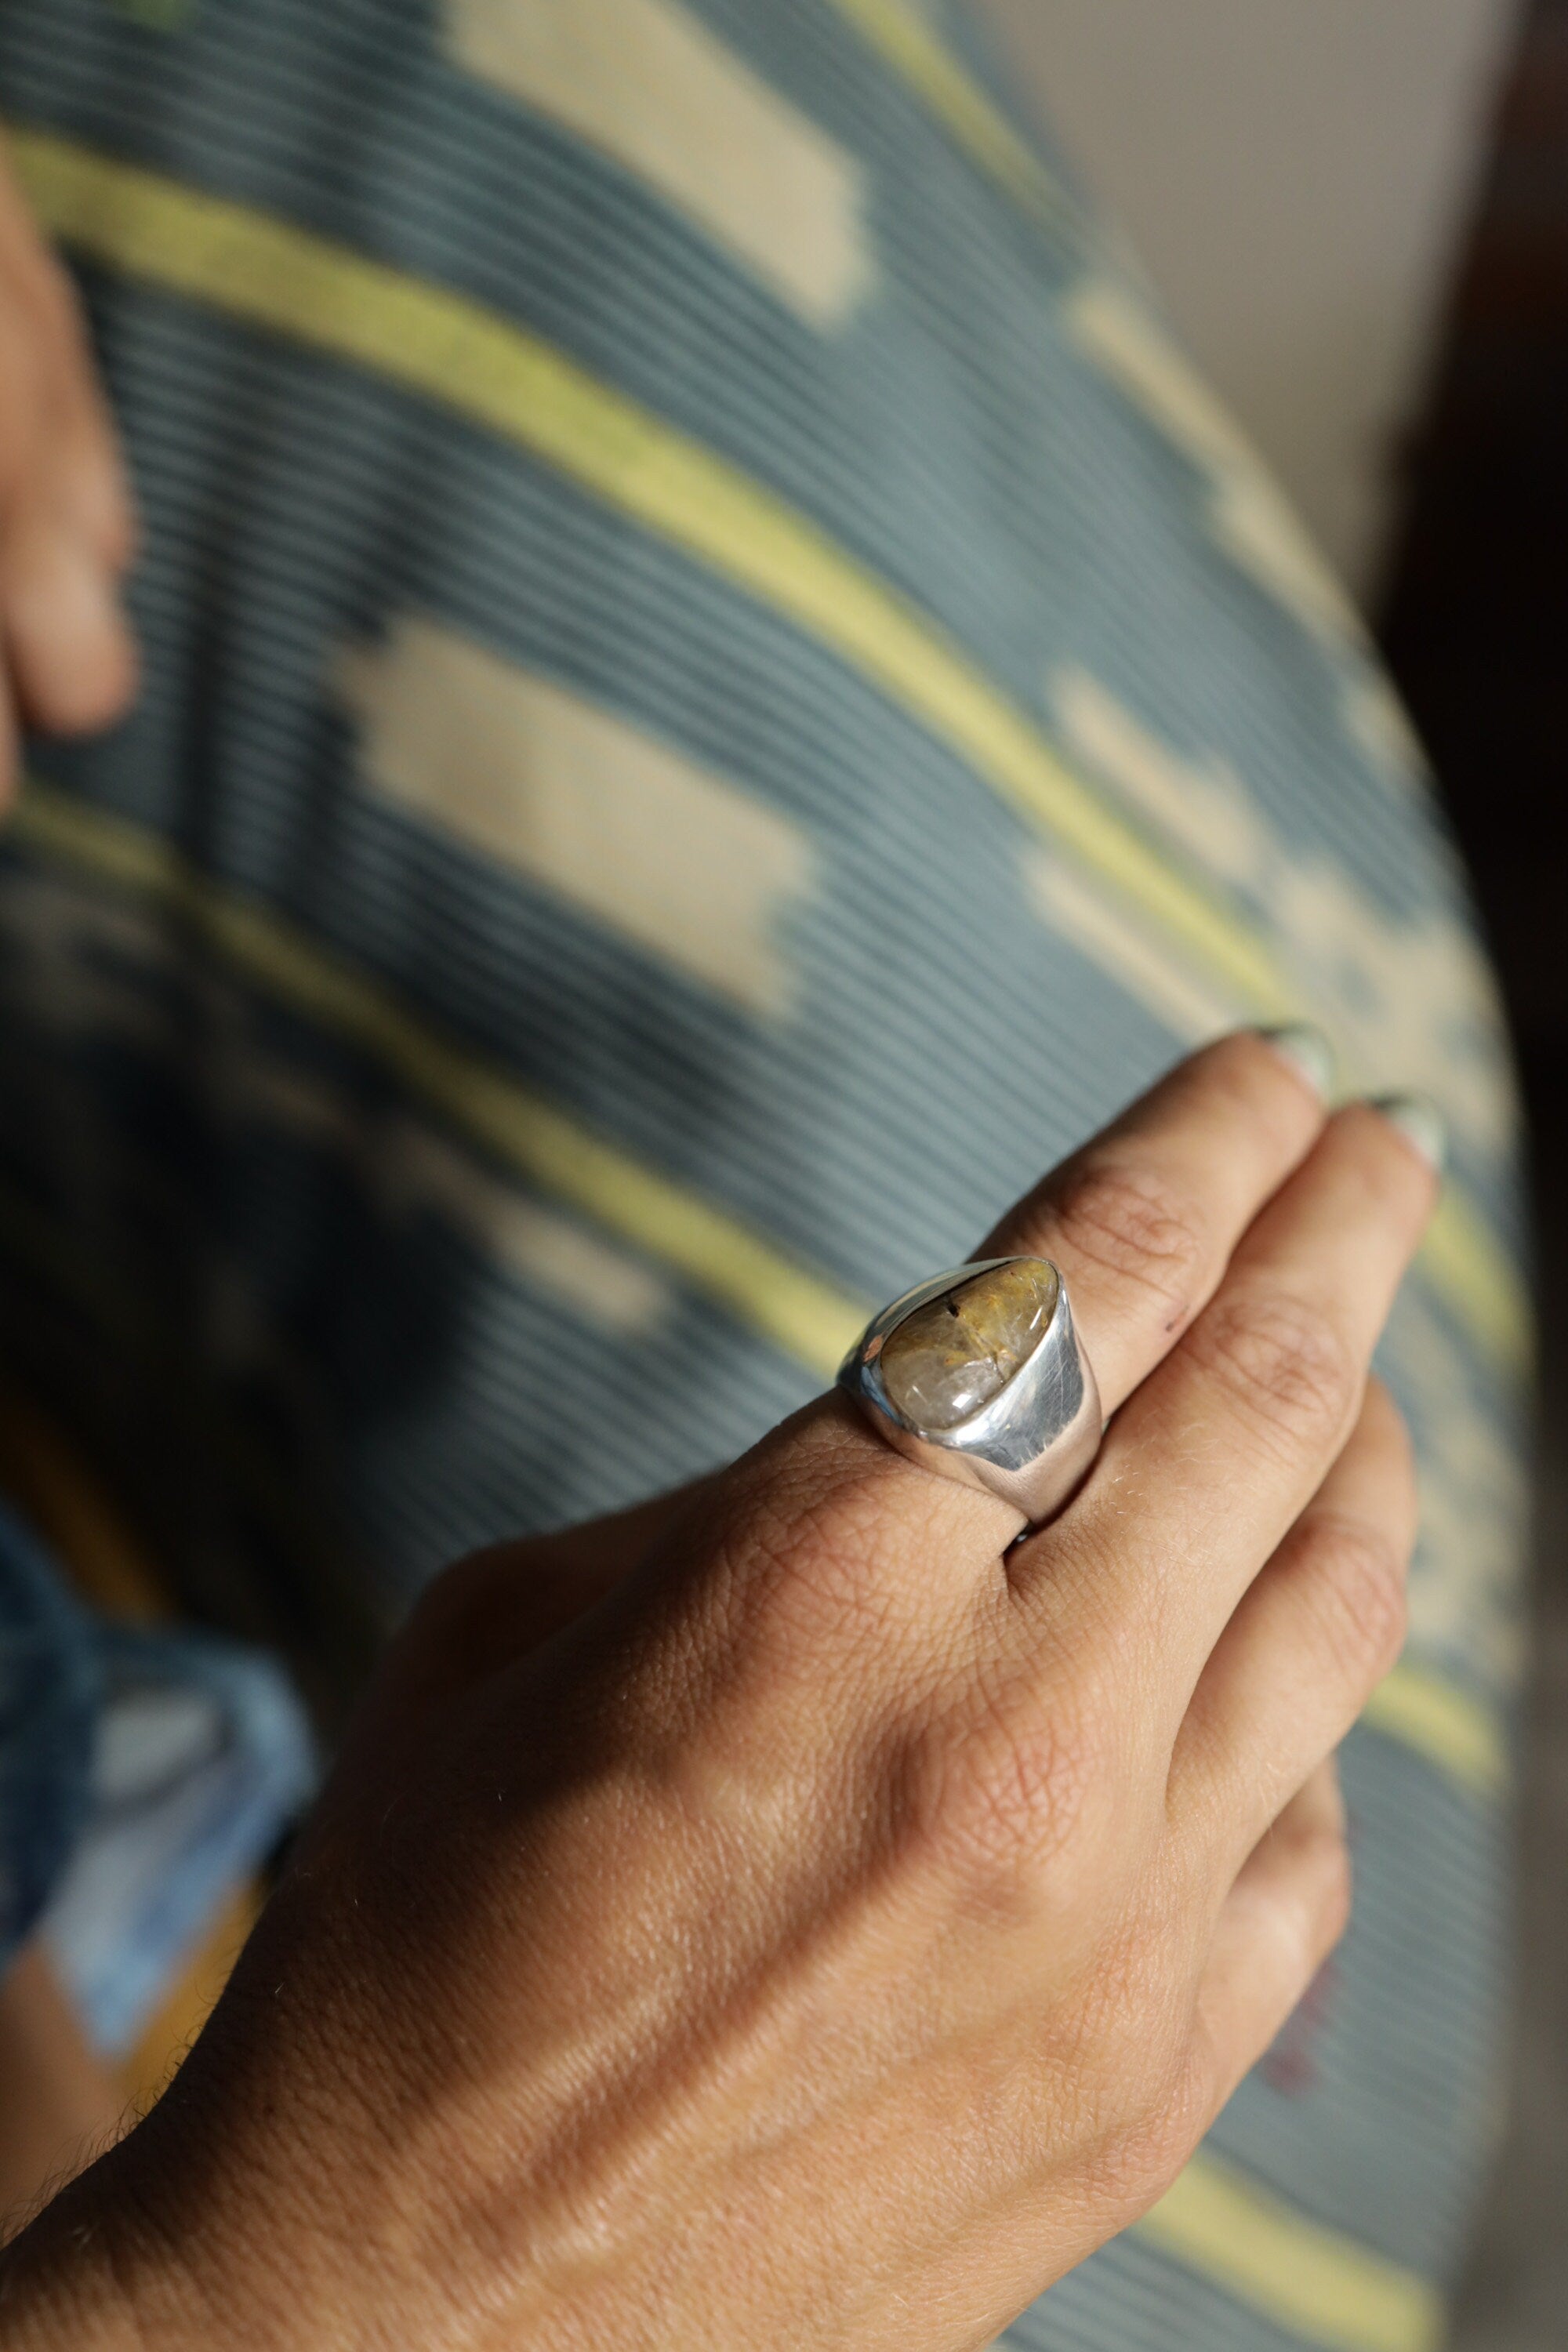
837 1256 1102 1526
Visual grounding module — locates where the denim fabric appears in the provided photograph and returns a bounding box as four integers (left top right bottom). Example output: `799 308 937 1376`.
0 1501 98 1962
0 1500 313 2053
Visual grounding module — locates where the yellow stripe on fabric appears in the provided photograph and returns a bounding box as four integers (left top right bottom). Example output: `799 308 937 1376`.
1363 1662 1509 1801
6 130 1526 1374
12 781 865 1380
1140 2150 1443 2352
821 0 1074 237
6 131 1285 1017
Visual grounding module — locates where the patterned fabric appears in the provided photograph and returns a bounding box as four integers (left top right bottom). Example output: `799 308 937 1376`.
0 0 1530 2343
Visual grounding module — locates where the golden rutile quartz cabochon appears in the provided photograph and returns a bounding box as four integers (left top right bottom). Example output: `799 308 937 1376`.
877 1260 1060 1432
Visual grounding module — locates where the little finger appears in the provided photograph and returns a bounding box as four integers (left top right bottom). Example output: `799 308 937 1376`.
1191 1759 1349 2122
1167 1379 1414 1871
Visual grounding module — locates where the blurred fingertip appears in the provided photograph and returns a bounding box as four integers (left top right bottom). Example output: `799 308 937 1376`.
8 534 140 735
1251 1022 1337 1104
1364 1092 1447 1177
1296 1753 1347 1842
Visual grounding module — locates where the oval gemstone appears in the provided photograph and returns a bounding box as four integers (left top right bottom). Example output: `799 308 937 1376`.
877 1260 1059 1432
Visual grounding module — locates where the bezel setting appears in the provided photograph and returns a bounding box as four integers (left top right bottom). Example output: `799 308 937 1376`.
837 1255 1102 1525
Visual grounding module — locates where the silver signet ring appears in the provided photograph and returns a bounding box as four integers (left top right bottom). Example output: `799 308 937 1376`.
837 1257 1102 1526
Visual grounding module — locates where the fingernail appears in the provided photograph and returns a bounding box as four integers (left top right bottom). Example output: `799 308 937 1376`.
1254 1022 1336 1102
1367 1092 1446 1174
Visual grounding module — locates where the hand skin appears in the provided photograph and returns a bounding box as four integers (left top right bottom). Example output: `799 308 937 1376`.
0 136 139 797
0 1034 1436 2352
0 1947 122 2239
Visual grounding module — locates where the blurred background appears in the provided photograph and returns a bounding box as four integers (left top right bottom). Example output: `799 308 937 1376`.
982 5 1566 2343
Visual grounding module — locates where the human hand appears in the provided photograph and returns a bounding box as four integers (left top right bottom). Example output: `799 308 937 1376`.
0 136 137 800
0 1033 1436 2352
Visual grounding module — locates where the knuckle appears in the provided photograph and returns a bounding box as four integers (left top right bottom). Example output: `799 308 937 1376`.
1322 1837 1356 1953
911 1685 1113 1896
1299 1512 1410 1682
1076 2024 1212 2221
1313 1828 1355 1945
727 1456 923 1663
1118 2046 1215 2200
1049 1160 1210 1333
1192 1287 1356 1452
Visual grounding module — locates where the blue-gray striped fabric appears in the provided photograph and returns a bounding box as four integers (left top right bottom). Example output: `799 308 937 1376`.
0 2 1528 2344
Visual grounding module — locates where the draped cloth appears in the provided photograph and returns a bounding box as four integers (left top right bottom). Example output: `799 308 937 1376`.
0 3 1528 2343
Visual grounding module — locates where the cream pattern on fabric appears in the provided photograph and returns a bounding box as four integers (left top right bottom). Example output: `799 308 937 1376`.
1339 668 1435 800
1049 666 1515 1158
220 1059 675 1339
336 618 816 1017
0 864 677 1341
374 1123 673 1336
445 0 871 326
822 0 1076 239
1064 278 1361 642
1383 1296 1529 1696
1022 851 1240 1044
